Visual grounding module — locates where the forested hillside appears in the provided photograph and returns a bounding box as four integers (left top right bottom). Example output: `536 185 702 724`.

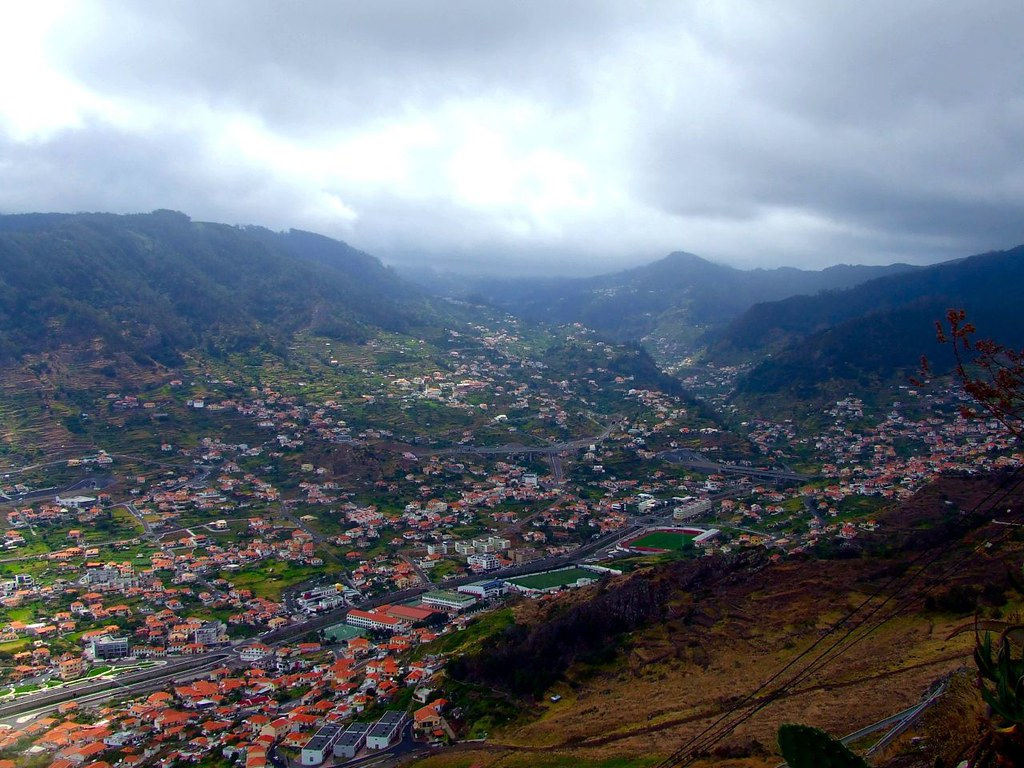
457 252 917 352
721 245 1024 400
0 210 433 365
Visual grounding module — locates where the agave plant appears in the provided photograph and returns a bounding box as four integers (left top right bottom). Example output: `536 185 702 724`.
777 723 869 768
969 626 1024 767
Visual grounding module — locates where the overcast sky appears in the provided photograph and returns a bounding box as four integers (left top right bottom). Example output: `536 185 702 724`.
1 1 1022 274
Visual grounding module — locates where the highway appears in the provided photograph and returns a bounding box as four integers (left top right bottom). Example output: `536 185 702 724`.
0 430 752 727
775 679 949 767
416 421 621 459
0 475 115 506
0 515 648 721
0 653 231 721
264 522 643 646
658 449 808 482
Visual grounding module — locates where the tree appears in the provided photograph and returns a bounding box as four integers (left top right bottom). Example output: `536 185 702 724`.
917 309 1024 440
922 310 1024 767
776 724 869 768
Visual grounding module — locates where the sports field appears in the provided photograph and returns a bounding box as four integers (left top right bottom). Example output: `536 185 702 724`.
628 530 696 551
507 567 597 591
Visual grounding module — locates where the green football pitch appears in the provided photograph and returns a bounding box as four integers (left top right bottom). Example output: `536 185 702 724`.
507 567 597 590
629 531 696 551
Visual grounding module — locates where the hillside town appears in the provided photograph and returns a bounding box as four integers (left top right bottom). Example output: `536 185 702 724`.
0 316 1020 768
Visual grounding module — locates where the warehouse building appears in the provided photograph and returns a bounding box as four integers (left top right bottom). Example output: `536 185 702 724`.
420 590 477 612
366 711 406 750
333 721 370 759
301 724 342 765
457 579 507 600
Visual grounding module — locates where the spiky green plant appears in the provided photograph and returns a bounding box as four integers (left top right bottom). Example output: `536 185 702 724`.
968 627 1024 767
777 723 869 768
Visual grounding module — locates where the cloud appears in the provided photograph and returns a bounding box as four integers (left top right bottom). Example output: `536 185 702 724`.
0 1 1022 274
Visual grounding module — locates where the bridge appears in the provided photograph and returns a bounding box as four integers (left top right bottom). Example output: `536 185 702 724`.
658 449 808 483
418 420 619 457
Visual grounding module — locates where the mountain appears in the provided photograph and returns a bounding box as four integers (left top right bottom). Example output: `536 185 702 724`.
0 210 433 366
719 245 1024 400
455 252 918 357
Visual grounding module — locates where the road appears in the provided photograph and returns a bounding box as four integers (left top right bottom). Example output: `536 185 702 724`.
774 679 949 767
547 453 565 484
0 652 231 721
416 420 621 459
125 501 155 539
0 475 115 506
658 449 808 482
863 680 948 757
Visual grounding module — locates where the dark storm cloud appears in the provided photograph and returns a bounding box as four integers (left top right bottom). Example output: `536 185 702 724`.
1 1 1022 273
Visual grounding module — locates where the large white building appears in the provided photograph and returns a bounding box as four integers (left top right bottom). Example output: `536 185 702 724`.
345 608 410 633
467 552 500 571
301 724 342 765
421 590 477 612
366 711 406 750
91 636 131 660
457 579 507 600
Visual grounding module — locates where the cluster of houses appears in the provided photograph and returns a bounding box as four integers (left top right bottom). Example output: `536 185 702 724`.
0 629 453 768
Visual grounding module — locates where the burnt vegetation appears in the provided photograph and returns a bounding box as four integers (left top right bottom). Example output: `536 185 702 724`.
448 554 749 699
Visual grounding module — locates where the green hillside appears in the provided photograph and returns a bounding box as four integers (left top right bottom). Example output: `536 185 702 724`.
446 252 917 357
0 210 435 365
722 245 1024 402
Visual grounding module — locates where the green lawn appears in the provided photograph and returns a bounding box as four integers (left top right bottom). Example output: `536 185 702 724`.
0 638 30 654
412 608 514 661
217 562 322 600
507 567 598 591
2 606 35 623
429 559 461 582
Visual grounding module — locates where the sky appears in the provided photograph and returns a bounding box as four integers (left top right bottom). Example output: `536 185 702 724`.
1 1 1022 275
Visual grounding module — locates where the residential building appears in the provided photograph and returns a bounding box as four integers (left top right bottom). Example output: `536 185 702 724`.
193 620 226 646
301 724 341 765
333 722 370 759
58 654 85 680
366 711 405 750
467 552 500 571
239 643 272 663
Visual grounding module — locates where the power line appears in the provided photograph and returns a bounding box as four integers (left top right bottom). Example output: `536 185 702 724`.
661 471 1024 767
671 518 1018 768
663 471 1024 766
652 466 1024 768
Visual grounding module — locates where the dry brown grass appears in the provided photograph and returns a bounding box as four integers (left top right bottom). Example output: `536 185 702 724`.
410 474 1024 768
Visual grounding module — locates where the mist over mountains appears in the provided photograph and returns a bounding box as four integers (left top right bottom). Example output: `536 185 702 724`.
411 253 919 358
1 208 1021 411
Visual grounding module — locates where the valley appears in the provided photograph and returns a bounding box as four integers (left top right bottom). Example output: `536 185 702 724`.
0 213 1018 768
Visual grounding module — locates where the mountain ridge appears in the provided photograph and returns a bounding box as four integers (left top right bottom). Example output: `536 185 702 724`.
719 244 1024 401
441 250 922 356
0 209 435 366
